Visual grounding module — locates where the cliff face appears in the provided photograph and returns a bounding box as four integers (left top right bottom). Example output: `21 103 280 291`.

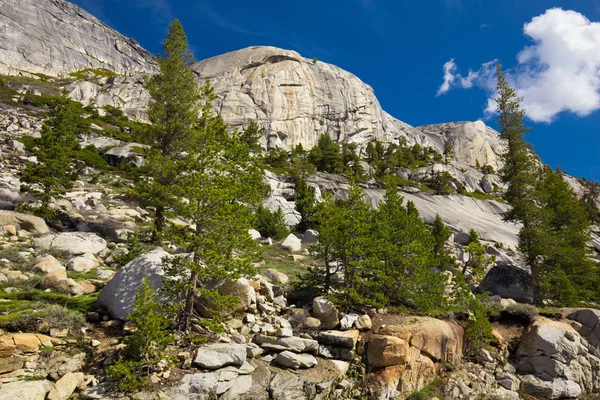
0 0 157 77
192 46 506 170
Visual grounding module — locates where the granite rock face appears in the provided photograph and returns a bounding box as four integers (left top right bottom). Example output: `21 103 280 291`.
0 0 157 78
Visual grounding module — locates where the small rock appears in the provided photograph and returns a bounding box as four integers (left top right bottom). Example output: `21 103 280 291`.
354 314 372 331
91 340 101 347
193 343 247 370
274 350 318 369
265 269 289 285
34 255 64 274
312 296 339 329
340 313 359 330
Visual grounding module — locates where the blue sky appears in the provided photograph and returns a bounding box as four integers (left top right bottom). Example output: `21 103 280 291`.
72 0 600 180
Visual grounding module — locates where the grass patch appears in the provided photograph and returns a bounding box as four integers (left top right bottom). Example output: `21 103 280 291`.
461 190 506 203
0 291 98 313
67 269 100 281
256 246 314 280
0 244 36 272
68 68 120 80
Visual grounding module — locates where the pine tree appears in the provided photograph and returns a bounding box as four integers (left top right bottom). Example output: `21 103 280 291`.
370 181 446 312
106 276 173 392
495 64 544 303
443 139 455 165
161 82 263 331
536 166 596 305
293 174 317 232
462 228 495 278
130 19 200 238
308 134 343 174
309 183 372 305
432 214 452 267
123 276 173 361
255 205 289 240
21 91 80 215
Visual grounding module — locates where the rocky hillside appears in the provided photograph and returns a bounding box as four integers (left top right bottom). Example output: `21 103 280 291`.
0 0 157 78
1 1 600 399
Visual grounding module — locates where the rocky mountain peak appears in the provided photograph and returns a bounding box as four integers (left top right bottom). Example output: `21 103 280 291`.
192 45 414 151
0 0 157 78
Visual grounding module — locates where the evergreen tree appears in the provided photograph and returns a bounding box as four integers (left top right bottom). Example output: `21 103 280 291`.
106 277 173 391
308 134 343 174
123 276 173 361
370 181 446 312
462 228 495 278
431 170 454 195
255 205 289 240
432 214 452 267
443 139 455 165
406 200 419 217
341 142 365 178
495 64 544 303
161 82 263 331
536 166 596 305
130 19 200 238
294 174 317 232
309 183 372 306
21 91 80 215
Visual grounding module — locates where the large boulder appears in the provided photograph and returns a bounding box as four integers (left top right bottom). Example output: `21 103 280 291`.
217 278 256 311
0 379 53 400
47 372 85 400
34 255 65 274
367 335 409 368
516 317 600 398
478 263 534 303
377 317 464 365
567 308 600 349
98 248 171 320
35 232 107 255
254 334 319 354
0 210 49 235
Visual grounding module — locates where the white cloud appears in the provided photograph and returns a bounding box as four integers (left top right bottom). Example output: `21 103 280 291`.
437 59 457 96
436 59 496 96
438 8 600 123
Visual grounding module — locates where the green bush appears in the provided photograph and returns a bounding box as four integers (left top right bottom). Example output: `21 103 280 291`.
255 205 289 240
465 306 493 356
106 360 150 392
72 145 109 170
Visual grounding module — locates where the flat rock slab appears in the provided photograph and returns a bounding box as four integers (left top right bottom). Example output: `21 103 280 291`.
317 330 359 348
193 343 247 370
274 351 318 369
0 210 49 236
254 334 319 354
35 232 107 255
0 379 53 400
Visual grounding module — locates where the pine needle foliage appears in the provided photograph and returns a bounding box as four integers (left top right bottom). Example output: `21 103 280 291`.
21 91 80 214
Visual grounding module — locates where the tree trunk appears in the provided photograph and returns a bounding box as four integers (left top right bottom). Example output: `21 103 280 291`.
152 206 165 242
181 269 199 332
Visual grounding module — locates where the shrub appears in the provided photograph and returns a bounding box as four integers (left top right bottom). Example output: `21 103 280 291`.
504 303 538 322
41 304 86 333
106 360 150 392
122 276 173 361
72 145 109 170
18 135 36 152
255 205 289 240
465 306 493 356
